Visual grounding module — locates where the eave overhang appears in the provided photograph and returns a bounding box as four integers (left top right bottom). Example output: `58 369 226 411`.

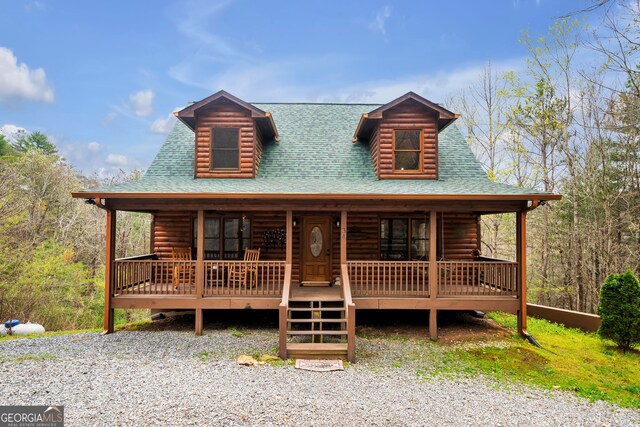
72 191 562 202
353 91 459 142
174 90 279 142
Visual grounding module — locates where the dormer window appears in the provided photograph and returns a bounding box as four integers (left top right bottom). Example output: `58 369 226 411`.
354 92 459 180
174 90 278 179
393 130 422 171
211 127 240 170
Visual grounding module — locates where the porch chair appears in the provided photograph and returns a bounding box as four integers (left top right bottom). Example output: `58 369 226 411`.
227 248 260 289
172 247 195 290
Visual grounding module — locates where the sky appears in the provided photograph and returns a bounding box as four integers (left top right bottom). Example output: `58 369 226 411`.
0 0 588 177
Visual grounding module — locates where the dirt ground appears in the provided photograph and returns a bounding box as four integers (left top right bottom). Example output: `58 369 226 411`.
127 309 512 343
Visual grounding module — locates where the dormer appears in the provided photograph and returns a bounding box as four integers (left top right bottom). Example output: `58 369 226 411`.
175 90 278 178
353 92 458 179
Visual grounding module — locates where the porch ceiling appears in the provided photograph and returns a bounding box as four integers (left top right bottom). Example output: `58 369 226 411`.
101 195 531 214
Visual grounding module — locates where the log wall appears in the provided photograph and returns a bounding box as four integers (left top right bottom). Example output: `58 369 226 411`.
152 211 480 282
377 99 438 179
442 213 479 259
195 99 256 178
255 123 265 176
369 127 380 176
153 212 192 259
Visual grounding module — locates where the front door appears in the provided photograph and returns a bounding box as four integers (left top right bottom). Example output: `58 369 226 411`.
301 216 332 284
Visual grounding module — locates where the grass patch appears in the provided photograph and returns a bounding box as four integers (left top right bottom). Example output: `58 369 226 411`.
0 319 153 342
0 353 58 363
115 320 153 331
228 326 245 338
435 312 640 408
196 351 211 361
0 328 101 342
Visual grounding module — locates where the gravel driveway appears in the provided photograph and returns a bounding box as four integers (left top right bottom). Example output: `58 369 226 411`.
1 329 638 426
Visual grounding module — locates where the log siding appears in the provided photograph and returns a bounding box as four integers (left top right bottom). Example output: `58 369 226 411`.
377 100 438 179
152 211 480 279
195 99 256 178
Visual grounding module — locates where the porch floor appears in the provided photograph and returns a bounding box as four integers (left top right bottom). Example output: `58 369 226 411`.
114 282 513 298
290 284 342 301
114 281 282 296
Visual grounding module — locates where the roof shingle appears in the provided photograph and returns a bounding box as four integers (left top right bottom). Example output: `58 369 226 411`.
81 103 549 197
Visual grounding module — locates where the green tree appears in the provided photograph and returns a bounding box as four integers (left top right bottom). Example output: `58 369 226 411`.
0 134 18 156
13 131 57 155
597 270 640 351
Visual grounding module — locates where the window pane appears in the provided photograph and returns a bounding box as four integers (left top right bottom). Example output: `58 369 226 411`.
213 128 238 149
411 219 429 260
225 219 239 236
395 130 420 150
212 149 239 169
380 219 389 240
241 219 251 238
394 152 420 171
205 218 220 238
380 219 408 260
194 218 221 259
212 128 239 169
224 237 240 253
223 218 251 260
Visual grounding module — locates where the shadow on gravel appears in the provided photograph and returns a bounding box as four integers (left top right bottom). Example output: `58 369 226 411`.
140 309 510 343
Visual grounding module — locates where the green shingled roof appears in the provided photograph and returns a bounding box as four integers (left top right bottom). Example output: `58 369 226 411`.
80 103 549 197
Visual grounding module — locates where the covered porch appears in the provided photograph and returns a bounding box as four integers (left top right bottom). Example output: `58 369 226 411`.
97 196 536 362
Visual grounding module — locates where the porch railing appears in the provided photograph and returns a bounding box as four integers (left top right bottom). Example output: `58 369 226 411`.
346 258 518 298
113 257 285 296
204 260 286 296
114 256 197 295
347 261 430 297
436 260 518 296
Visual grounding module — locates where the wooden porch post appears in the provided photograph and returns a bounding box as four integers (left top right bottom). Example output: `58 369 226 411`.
428 211 438 340
195 209 205 335
279 210 293 359
286 211 293 265
104 209 116 334
516 209 527 335
340 211 347 265
149 214 155 254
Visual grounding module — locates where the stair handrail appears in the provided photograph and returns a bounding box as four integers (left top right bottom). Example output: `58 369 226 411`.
278 263 292 359
341 263 356 362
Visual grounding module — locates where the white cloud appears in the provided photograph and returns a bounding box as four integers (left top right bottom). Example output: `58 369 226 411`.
150 112 177 134
25 1 46 12
369 6 391 36
0 47 54 104
106 153 129 167
102 111 118 126
129 89 154 117
167 1 526 109
59 140 143 178
0 124 27 142
314 58 526 105
87 141 101 152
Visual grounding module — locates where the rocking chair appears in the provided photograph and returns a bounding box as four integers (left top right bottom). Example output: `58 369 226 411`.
227 248 260 288
172 247 195 290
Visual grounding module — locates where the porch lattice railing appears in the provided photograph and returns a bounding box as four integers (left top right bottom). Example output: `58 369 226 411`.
436 260 518 296
347 261 430 297
204 260 285 296
347 259 518 298
113 256 285 296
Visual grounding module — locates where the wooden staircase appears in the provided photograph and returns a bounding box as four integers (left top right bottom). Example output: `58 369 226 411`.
285 297 348 360
279 265 355 362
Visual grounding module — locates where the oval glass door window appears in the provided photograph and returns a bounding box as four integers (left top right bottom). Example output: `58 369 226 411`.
310 226 323 257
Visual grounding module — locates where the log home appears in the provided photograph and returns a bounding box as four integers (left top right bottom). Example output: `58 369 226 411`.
73 90 560 361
